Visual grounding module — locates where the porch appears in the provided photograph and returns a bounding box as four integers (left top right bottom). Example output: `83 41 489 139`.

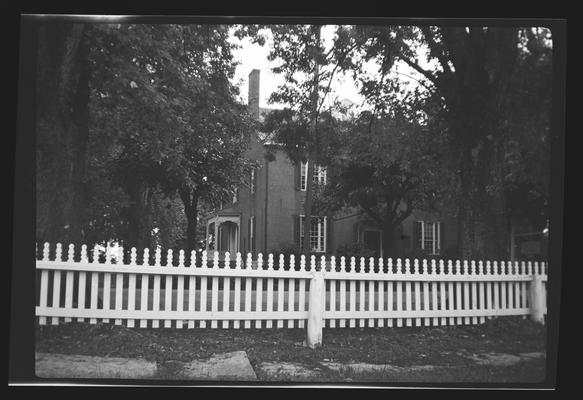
206 213 241 258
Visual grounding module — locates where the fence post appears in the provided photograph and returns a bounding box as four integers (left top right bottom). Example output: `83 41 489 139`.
307 269 325 348
529 274 545 324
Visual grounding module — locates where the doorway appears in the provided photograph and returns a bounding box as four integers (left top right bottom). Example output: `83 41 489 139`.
363 230 382 258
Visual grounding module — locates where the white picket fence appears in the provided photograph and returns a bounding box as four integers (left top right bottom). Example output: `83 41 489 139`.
35 243 548 333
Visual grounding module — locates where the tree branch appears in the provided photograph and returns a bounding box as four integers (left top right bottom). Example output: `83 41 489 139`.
396 54 438 85
420 26 452 75
394 198 414 226
360 203 384 226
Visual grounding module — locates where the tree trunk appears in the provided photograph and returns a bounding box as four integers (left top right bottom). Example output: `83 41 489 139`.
302 25 322 258
381 223 396 258
36 23 90 246
125 180 152 251
440 27 517 261
302 159 315 255
180 189 199 253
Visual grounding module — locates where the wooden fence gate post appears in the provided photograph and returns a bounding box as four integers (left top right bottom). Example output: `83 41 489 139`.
529 274 545 324
307 270 325 348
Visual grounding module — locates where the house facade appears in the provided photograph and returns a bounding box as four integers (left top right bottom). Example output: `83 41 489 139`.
204 69 462 260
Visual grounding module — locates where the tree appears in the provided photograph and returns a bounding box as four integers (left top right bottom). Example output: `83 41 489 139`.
244 24 356 255
36 22 256 253
36 22 92 246
89 24 256 253
331 25 552 259
319 82 443 257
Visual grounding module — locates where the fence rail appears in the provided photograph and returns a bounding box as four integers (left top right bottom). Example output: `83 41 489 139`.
35 243 548 340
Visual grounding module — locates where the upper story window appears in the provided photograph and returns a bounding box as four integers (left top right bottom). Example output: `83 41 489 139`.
232 187 239 204
416 221 441 255
249 216 256 253
250 168 256 194
300 161 327 191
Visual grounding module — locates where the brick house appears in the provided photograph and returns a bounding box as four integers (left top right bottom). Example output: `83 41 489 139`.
204 69 461 259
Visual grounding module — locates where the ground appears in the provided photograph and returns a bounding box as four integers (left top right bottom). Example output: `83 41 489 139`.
35 316 548 384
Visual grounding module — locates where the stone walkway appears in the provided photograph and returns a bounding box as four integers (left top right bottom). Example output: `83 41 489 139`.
35 350 545 382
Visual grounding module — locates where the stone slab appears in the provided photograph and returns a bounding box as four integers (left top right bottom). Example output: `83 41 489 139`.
257 361 322 380
467 352 522 367
322 361 436 374
519 352 545 360
35 353 157 379
181 351 257 381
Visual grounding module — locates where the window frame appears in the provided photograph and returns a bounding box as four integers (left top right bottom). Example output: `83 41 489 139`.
299 215 327 253
418 220 441 255
250 168 256 194
300 161 327 191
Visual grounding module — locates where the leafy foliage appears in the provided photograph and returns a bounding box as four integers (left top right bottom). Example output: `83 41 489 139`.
36 22 256 250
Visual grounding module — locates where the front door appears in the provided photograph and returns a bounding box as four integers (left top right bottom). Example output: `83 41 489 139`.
363 230 382 258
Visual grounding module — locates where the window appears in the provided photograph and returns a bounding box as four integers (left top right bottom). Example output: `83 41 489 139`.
232 187 239 204
250 168 256 194
299 215 327 252
249 216 256 253
300 161 327 191
417 221 441 255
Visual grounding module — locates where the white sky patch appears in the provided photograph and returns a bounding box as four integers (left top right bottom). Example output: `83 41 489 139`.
229 25 434 112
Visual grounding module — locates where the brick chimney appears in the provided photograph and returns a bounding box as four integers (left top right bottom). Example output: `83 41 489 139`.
248 69 260 120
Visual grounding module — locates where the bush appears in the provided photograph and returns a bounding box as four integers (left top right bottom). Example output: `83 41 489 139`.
335 242 376 260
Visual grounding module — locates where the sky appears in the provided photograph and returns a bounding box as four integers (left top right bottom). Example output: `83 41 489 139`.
228 26 365 111
228 25 435 112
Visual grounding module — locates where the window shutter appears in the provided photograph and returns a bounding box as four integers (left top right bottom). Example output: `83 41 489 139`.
251 216 256 254
439 222 444 254
293 215 300 248
326 216 332 254
294 163 301 190
413 220 421 250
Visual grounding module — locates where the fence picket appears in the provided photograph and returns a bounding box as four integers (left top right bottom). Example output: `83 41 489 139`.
222 252 231 329
339 278 346 328
520 261 527 311
462 261 470 325
152 248 162 328
330 278 337 328
368 278 375 328
513 261 521 311
493 261 500 317
255 276 263 329
277 277 285 328
349 278 356 328
288 276 295 328
455 261 462 325
396 259 403 327
422 260 430 326
164 250 174 328
378 278 385 328
126 248 137 328
63 244 75 322
439 260 447 325
470 261 477 325
234 253 242 329
387 279 394 328
359 268 366 328
277 255 285 328
500 261 507 313
447 281 454 326
140 248 150 328
405 259 412 327
413 259 420 326
266 274 273 329
507 261 514 313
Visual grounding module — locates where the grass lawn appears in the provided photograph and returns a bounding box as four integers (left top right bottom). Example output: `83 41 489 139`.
35 316 548 384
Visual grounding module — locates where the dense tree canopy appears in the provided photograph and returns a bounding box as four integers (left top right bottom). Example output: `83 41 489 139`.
325 25 552 259
36 22 255 252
